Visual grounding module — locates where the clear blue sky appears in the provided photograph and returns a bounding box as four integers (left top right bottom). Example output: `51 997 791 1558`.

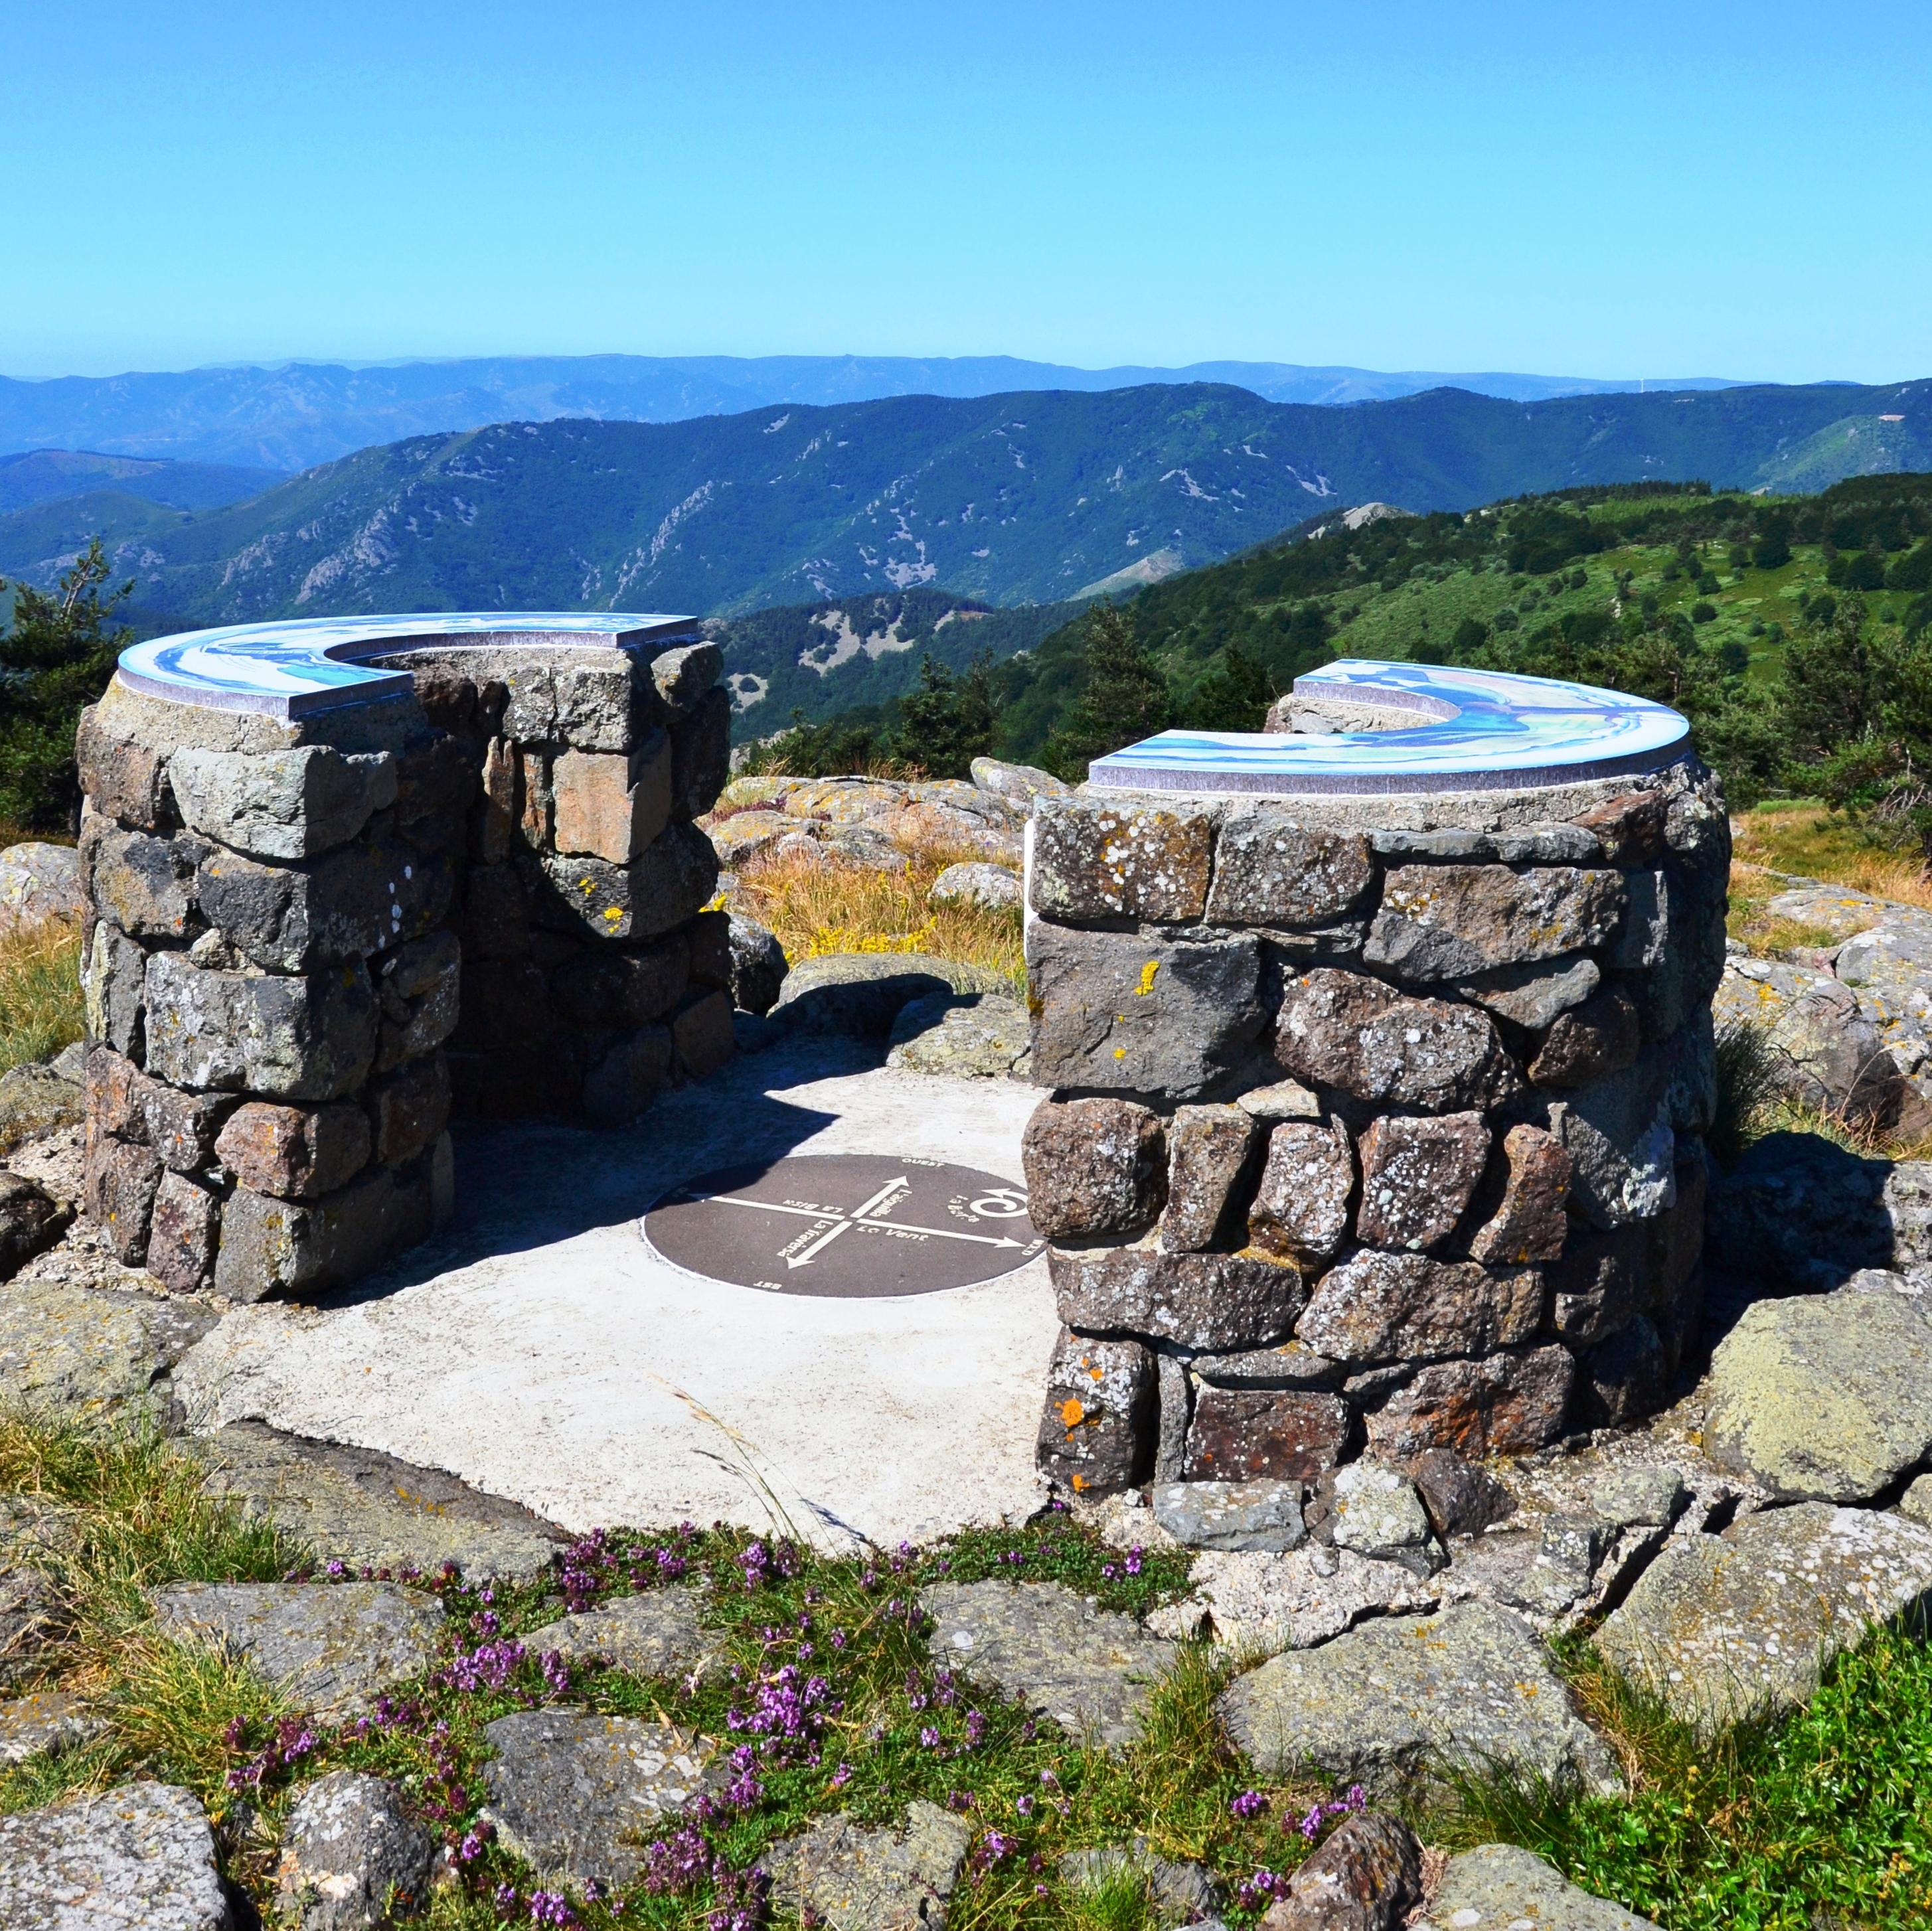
3 0 1927 384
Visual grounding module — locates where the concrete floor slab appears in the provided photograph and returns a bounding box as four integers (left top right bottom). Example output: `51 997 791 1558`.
177 1040 1058 1551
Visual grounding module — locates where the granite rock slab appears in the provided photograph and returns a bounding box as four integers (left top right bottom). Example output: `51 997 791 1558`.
1704 1292 1932 1501
1220 1600 1616 1795
147 1581 443 1718
521 1584 724 1683
886 994 1031 1078
1152 1478 1306 1553
197 1423 566 1587
0 1276 218 1419
480 1709 721 1887
766 1801 973 1931
920 1580 1175 1750
0 1689 105 1764
1595 1502 1932 1735
1149 1545 1438 1654
1414 1843 1660 1931
276 1769 435 1931
0 1780 230 1931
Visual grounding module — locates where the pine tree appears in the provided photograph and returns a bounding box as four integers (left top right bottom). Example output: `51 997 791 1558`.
1182 642 1274 730
0 540 133 831
1042 605 1174 780
892 651 1001 779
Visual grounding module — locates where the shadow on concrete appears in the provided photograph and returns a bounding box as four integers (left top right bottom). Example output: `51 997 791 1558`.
315 1035 878 1307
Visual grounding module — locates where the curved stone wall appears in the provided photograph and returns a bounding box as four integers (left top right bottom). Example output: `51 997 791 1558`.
1023 667 1728 1495
74 616 734 1302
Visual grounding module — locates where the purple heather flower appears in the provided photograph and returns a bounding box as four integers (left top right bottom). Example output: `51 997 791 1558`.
920 1726 942 1749
1232 1789 1267 1819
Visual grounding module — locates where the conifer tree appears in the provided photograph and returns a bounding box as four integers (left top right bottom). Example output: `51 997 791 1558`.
1043 605 1173 779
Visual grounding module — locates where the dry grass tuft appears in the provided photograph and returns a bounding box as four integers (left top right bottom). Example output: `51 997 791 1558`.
1732 804 1932 909
732 840 1025 994
0 918 86 1077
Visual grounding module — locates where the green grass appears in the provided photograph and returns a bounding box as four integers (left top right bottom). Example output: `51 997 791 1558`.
4 1409 1931 1929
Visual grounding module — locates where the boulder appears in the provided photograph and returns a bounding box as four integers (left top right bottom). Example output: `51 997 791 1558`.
1364 865 1625 982
1706 1130 1894 1294
1220 1599 1615 1794
1323 1462 1439 1575
1028 925 1267 1099
1597 1503 1932 1735
1705 1292 1932 1501
1036 1328 1156 1494
919 1579 1175 1749
970 755 1069 809
1029 798 1215 923
0 842 84 935
1151 1478 1306 1553
1022 1097 1167 1238
769 953 1007 1036
725 914 789 1014
766 1803 973 1931
1361 1345 1576 1460
1354 1111 1490 1251
0 1063 84 1159
1161 1105 1260 1251
146 1581 443 1719
1273 968 1519 1113
480 1711 722 1888
1415 1844 1659 1931
0 1781 229 1930
886 994 1030 1078
1205 813 1375 927
0 1689 105 1766
929 861 1020 911
1150 1543 1437 1653
1248 1119 1356 1262
0 1276 217 1419
520 1584 723 1682
0 1170 70 1281
1260 1812 1422 1931
1049 1239 1306 1352
1185 1386 1351 1484
276 1770 434 1931
1296 1252 1542 1365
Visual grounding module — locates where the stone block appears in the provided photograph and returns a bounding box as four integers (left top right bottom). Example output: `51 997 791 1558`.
582 1026 673 1126
1206 812 1375 927
650 641 723 718
728 915 789 1015
86 1049 234 1173
1364 865 1626 982
1049 1237 1306 1350
1529 988 1641 1087
519 747 554 847
374 929 462 1071
1029 798 1215 923
1361 1345 1576 1460
532 822 719 941
1354 1111 1490 1252
1036 1328 1156 1495
1548 1222 1648 1346
213 1164 434 1302
455 959 558 1055
145 953 378 1103
1558 1055 1676 1228
1028 925 1266 1099
74 702 170 827
1273 968 1519 1113
0 1171 70 1280
1400 1448 1515 1537
168 745 397 860
553 735 672 864
672 687 732 818
390 735 478 854
1248 1118 1356 1261
1022 1097 1167 1239
1297 1251 1543 1363
197 838 453 972
671 988 735 1080
1161 1104 1259 1251
1184 1386 1352 1484
147 1170 220 1294
364 1055 451 1167
1575 789 1667 866
556 657 651 751
82 821 202 939
478 735 518 863
87 1136 163 1264
1574 1316 1667 1429
685 908 732 987
82 921 148 1059
549 933 688 1028
1467 1124 1571 1265
1152 1478 1307 1552
1323 1462 1440 1575
1451 957 1600 1031
216 1100 372 1201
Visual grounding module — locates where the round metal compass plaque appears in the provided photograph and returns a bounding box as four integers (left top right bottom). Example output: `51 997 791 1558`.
641 1154 1044 1298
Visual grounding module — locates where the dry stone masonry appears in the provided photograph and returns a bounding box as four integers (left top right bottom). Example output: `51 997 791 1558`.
1022 696 1728 1505
74 627 734 1299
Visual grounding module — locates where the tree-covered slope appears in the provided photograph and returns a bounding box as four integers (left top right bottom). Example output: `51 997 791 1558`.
1 380 1926 625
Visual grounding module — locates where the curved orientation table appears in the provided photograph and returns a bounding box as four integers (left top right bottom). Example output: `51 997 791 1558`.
1089 658 1692 795
118 611 699 720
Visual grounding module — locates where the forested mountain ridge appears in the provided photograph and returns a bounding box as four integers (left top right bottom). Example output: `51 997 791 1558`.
0 379 1925 627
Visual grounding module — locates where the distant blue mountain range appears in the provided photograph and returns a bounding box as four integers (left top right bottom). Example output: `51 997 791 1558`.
0 353 1750 471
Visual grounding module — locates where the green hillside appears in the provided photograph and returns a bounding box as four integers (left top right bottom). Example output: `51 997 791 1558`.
994 474 1932 809
1 379 1927 627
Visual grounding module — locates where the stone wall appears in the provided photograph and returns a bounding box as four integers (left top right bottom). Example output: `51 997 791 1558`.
1021 754 1729 1496
73 639 734 1302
